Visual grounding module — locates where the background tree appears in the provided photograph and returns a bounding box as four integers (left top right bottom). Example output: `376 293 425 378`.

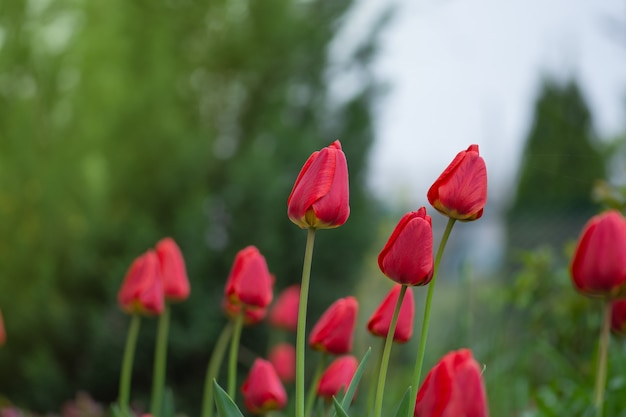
0 0 387 412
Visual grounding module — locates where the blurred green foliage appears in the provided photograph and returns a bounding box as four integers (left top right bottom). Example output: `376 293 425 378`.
0 0 387 412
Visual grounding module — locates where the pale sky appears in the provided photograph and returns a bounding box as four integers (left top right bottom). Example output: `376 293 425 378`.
343 0 626 210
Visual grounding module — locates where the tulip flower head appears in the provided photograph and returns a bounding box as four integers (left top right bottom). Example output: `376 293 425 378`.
288 140 350 229
570 210 626 298
156 237 190 302
367 285 415 343
317 355 359 402
0 309 5 347
222 297 267 325
378 208 434 286
414 348 489 417
427 144 487 221
241 358 287 414
309 296 358 355
268 343 296 383
224 246 273 309
118 250 164 316
268 284 300 332
611 299 626 336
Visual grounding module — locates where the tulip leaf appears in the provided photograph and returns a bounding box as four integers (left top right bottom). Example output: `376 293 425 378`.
332 347 371 417
212 379 244 417
391 387 412 417
332 396 350 417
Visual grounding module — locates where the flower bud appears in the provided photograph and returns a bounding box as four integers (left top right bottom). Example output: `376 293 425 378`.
427 144 487 221
367 285 414 343
118 250 164 316
414 349 489 417
378 208 434 286
309 296 358 355
268 343 296 383
224 246 273 309
317 355 358 402
241 358 287 414
288 140 350 229
570 210 626 298
268 285 300 332
156 237 190 302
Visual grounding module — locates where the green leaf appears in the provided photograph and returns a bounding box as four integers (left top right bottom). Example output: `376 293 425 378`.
213 379 244 417
332 396 350 417
333 347 371 417
391 387 412 417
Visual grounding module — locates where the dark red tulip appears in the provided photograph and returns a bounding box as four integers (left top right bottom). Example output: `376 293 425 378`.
378 208 434 286
288 140 350 229
118 250 164 316
317 355 358 402
309 296 358 355
414 348 489 417
268 343 296 383
222 297 267 325
367 285 414 343
0 309 5 346
156 237 190 302
241 359 287 414
224 246 273 309
268 285 300 332
570 210 626 298
427 144 487 221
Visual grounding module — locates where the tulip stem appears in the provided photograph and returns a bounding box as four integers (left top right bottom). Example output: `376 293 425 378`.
373 284 407 417
118 314 141 417
202 320 234 417
150 305 170 417
296 227 317 417
594 301 611 417
408 218 456 417
305 353 328 417
227 311 245 398
366 340 385 417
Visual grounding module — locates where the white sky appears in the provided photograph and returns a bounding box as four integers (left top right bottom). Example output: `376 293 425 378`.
348 0 626 210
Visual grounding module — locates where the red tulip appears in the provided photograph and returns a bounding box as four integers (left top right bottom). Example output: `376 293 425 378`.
222 297 267 325
367 285 414 343
118 250 164 316
317 355 358 401
268 285 300 332
570 210 626 298
378 208 434 286
611 299 626 336
268 343 296 383
0 309 5 347
241 358 287 414
427 144 487 221
156 237 190 302
224 246 273 309
309 296 358 355
288 140 350 229
414 348 489 417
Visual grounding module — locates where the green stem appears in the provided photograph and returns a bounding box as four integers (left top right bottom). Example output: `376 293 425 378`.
150 305 170 417
366 340 385 417
594 301 611 417
296 228 317 417
227 311 245 398
304 353 328 417
407 218 456 417
202 321 234 417
118 314 142 417
373 285 407 417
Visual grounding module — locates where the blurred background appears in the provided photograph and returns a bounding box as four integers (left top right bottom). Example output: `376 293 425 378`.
1 0 625 415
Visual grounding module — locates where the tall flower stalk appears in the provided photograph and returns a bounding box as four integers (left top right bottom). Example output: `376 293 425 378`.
594 301 611 417
201 322 234 417
118 314 141 417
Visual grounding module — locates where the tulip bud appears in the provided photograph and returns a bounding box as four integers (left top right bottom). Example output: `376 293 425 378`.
0 309 5 347
118 250 164 316
268 285 300 332
367 285 414 343
570 210 626 298
288 140 350 229
156 237 190 302
317 355 358 402
309 296 358 355
268 343 296 383
414 348 489 417
241 358 288 414
611 299 626 336
224 246 273 309
222 297 267 325
427 144 487 221
378 208 434 286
